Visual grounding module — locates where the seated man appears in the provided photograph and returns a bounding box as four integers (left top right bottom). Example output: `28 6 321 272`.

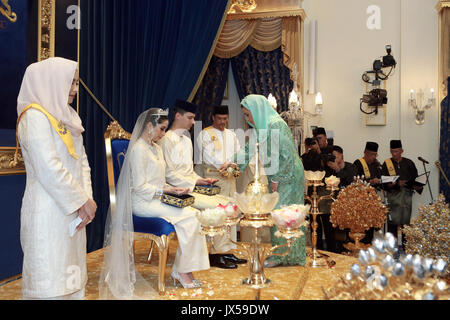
159 99 246 269
326 145 356 253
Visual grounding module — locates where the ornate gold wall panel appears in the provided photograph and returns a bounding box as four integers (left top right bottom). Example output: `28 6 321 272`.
0 147 25 176
437 1 450 99
37 0 55 61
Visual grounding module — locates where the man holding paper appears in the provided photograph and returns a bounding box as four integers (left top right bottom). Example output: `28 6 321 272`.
382 140 423 247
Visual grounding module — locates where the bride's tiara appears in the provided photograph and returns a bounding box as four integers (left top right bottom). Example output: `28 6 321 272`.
153 108 169 116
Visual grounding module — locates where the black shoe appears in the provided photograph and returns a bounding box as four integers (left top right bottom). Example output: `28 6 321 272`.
222 254 247 264
209 254 237 269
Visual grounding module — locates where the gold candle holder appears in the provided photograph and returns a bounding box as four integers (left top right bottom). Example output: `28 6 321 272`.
304 176 336 268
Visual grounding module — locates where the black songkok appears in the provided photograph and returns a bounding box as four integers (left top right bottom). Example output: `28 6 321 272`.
213 105 229 115
365 141 379 152
174 99 198 114
390 140 402 149
313 127 327 137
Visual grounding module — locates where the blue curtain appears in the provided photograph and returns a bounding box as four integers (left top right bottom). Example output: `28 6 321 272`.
79 0 229 252
440 77 450 202
0 0 30 129
192 56 230 128
231 46 294 112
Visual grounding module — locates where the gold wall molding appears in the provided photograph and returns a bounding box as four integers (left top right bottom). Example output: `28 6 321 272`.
37 0 55 61
436 1 450 12
0 0 17 22
0 147 25 176
228 0 257 14
226 9 306 21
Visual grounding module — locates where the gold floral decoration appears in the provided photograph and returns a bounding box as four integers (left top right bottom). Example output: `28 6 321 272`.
330 179 388 233
403 195 450 266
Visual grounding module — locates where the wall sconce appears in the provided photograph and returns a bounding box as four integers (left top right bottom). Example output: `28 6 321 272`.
409 88 436 125
315 92 323 114
268 93 277 110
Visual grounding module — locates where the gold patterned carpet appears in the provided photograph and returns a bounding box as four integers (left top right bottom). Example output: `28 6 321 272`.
0 239 358 300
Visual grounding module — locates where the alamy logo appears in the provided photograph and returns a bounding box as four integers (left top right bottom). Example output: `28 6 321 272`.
367 5 381 30
66 265 82 290
66 5 80 30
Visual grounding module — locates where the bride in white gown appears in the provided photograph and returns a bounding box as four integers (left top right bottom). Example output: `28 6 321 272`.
100 108 209 299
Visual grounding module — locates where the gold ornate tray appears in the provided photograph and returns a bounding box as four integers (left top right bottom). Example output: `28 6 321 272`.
194 184 221 196
160 193 195 208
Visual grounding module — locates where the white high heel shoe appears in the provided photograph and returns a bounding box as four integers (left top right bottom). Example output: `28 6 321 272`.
171 271 201 289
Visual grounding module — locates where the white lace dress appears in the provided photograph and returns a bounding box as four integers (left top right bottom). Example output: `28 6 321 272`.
129 138 209 273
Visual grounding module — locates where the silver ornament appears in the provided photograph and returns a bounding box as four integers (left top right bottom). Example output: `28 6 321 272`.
345 272 353 281
435 281 446 292
382 255 394 270
384 234 396 252
367 248 377 262
403 254 413 267
373 238 385 253
392 262 405 276
423 258 434 274
412 254 422 269
413 264 426 279
432 259 447 275
422 292 435 300
350 263 361 276
379 274 388 288
358 250 369 265
365 265 375 279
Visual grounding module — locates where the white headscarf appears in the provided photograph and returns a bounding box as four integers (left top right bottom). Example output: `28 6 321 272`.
17 57 84 137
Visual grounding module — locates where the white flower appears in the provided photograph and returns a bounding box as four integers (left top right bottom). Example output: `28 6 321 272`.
305 171 326 181
198 208 226 227
325 175 341 187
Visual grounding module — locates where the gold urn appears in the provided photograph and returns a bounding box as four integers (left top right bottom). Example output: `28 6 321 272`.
235 143 279 223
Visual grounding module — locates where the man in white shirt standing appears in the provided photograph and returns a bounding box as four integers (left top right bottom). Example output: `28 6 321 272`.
195 105 241 197
159 100 246 269
195 105 246 267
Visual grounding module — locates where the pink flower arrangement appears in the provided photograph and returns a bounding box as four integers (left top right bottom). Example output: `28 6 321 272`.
271 204 310 229
218 203 240 219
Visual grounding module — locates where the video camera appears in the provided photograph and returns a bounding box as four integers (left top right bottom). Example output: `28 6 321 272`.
362 88 388 107
321 152 336 164
360 45 396 114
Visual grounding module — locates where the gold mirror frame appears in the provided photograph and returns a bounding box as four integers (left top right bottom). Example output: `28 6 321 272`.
1 1 56 176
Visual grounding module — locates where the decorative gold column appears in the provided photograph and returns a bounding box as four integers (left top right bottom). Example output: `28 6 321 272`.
437 0 450 100
37 0 56 61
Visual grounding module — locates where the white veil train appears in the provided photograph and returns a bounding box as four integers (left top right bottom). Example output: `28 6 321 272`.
98 108 169 299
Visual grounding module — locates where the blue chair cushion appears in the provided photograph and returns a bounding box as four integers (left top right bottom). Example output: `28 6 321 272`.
110 139 175 238
133 215 176 237
111 139 130 185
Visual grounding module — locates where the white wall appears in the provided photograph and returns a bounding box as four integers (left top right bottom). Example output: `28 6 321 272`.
224 0 440 218
302 0 439 218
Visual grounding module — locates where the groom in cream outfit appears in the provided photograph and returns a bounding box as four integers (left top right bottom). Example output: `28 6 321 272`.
159 100 246 269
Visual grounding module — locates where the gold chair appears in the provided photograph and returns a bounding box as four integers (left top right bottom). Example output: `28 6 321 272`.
104 121 176 295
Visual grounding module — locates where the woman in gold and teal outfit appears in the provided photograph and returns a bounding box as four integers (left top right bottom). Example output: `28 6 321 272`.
233 94 306 267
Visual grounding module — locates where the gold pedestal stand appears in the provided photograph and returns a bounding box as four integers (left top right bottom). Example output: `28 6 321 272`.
343 232 370 255
304 179 337 268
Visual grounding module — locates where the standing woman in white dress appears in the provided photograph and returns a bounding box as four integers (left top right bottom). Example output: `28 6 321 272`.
99 108 209 299
16 57 97 300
